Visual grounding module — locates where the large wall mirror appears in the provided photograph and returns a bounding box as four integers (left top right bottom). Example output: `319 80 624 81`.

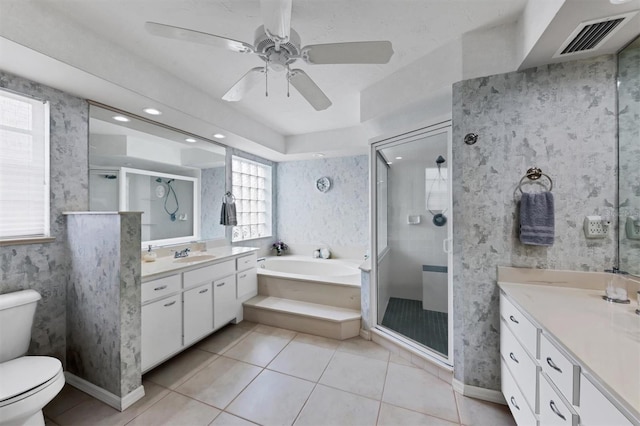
89 105 227 247
618 35 640 276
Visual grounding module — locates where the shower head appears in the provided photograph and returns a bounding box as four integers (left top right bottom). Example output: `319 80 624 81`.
167 179 175 184
104 174 117 180
155 178 162 183
436 155 446 165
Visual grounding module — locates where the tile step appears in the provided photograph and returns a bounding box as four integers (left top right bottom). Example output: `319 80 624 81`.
243 295 361 322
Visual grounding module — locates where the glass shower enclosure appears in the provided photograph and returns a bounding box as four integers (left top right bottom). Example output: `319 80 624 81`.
371 122 453 365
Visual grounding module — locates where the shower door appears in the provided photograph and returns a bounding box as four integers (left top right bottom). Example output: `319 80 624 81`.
371 122 453 365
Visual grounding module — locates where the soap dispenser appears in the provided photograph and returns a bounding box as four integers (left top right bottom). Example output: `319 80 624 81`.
143 245 157 262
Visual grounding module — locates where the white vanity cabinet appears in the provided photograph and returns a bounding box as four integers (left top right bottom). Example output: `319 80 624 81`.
141 251 258 373
500 290 636 426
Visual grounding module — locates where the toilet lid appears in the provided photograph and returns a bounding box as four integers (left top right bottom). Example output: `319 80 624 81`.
0 356 62 403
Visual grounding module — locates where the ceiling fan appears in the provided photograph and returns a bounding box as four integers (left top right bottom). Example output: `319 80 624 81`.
145 0 394 111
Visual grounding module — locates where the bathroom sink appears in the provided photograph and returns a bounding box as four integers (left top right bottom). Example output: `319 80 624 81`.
173 255 216 263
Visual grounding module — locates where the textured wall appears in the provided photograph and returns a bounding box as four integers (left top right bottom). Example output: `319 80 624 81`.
618 40 640 276
276 156 368 248
66 212 141 397
201 166 226 241
0 71 88 363
452 55 617 390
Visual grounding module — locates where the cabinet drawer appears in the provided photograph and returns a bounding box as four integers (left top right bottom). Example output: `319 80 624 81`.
184 283 214 345
142 294 182 372
214 275 237 329
501 360 538 426
142 274 181 304
184 260 235 288
237 253 257 271
501 319 539 413
237 268 257 299
540 334 580 405
539 373 578 426
579 374 632 426
500 293 540 357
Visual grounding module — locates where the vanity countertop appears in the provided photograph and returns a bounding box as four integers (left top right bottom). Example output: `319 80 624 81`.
142 246 258 280
498 281 640 421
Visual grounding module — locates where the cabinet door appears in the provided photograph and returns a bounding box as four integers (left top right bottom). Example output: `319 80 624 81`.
184 283 214 345
142 294 182 372
214 275 237 329
237 268 257 300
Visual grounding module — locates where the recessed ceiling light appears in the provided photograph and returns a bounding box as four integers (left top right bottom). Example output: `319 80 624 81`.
185 138 197 143
313 153 325 158
213 133 225 139
113 115 130 122
387 161 393 165
395 156 403 160
143 108 162 115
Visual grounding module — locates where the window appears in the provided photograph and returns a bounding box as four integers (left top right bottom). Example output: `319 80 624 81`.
231 156 272 242
0 89 50 241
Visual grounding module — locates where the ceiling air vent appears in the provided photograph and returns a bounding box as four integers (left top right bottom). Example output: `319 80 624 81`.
553 12 638 58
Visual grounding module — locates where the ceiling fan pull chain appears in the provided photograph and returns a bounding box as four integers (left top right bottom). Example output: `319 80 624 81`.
264 61 269 97
286 66 291 98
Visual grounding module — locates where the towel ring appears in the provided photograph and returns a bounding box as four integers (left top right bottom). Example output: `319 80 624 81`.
223 191 236 202
517 167 553 194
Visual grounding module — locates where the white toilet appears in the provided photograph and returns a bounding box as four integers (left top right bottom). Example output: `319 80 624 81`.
0 290 65 426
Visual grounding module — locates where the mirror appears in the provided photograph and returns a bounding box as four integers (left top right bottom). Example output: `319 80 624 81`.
618 35 640 276
88 105 226 246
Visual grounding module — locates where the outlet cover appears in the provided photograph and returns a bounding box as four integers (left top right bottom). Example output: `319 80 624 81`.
584 215 608 239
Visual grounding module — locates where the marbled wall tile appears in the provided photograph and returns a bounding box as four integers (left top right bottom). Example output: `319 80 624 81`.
201 166 226 241
0 71 89 364
452 55 618 390
618 40 640 276
276 156 368 248
360 270 371 331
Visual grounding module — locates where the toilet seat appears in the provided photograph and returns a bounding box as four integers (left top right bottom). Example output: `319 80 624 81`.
0 356 63 406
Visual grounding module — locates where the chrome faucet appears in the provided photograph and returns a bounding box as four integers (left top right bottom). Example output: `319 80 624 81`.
174 248 191 258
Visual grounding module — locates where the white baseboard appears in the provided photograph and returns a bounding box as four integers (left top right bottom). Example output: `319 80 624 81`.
359 328 371 340
64 372 145 411
452 378 506 405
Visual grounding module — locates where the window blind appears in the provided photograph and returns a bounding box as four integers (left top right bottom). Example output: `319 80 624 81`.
0 89 50 239
231 156 272 242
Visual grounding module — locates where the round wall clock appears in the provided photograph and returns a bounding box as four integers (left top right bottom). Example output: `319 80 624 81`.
316 176 331 193
155 184 166 198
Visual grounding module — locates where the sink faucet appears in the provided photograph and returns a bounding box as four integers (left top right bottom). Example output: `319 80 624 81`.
174 248 191 258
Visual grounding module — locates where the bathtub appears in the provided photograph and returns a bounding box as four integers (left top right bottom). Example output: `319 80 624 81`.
257 255 361 287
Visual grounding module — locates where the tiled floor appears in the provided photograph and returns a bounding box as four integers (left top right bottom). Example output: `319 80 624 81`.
44 322 515 426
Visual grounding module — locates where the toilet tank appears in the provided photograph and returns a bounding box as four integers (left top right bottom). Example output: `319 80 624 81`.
0 289 41 362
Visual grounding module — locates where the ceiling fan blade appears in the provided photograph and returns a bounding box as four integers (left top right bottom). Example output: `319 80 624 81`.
260 0 292 41
222 67 265 102
145 22 255 54
302 41 394 64
289 69 332 111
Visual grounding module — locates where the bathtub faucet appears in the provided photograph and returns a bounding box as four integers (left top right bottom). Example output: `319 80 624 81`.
257 257 266 268
173 248 190 258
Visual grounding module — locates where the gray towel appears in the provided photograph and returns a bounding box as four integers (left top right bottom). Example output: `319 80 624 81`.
220 201 238 226
519 191 554 246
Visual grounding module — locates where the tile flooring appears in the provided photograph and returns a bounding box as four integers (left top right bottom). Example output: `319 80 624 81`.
44 322 515 426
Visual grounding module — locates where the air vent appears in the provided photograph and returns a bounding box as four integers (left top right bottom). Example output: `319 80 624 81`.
553 12 638 58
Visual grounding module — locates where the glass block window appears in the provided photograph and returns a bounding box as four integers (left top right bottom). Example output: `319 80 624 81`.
0 89 50 241
231 156 272 242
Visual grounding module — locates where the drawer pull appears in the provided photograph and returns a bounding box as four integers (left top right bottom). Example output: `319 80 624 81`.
509 315 519 324
509 396 520 411
549 400 566 421
198 288 209 294
163 301 176 307
216 282 226 287
239 274 247 279
509 352 519 364
154 285 168 291
546 357 563 373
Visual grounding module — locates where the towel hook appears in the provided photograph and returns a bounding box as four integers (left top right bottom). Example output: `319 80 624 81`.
518 167 553 194
223 191 236 202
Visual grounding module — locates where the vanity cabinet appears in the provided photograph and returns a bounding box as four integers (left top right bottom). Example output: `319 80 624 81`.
141 252 257 373
500 291 635 426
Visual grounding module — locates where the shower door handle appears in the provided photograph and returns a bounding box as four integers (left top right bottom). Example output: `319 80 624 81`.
442 238 452 254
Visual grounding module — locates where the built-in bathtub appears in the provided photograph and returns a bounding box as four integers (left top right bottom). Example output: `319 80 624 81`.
256 255 361 310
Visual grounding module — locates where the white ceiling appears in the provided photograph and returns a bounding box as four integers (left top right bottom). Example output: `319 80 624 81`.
38 0 526 136
1 0 639 161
